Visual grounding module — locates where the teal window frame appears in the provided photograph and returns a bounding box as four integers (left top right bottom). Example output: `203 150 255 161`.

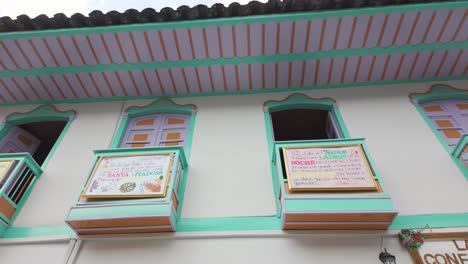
0 104 76 169
410 84 468 179
0 105 75 234
262 93 351 215
108 98 196 218
110 98 197 160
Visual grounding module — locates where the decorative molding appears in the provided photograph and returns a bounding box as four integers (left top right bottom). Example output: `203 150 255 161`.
263 93 336 112
125 98 197 117
1 104 77 125
409 83 468 104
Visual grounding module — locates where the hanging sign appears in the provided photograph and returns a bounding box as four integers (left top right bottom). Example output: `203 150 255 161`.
283 144 377 191
81 153 173 198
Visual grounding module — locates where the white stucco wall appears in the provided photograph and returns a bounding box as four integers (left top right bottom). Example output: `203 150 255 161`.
0 242 68 264
75 235 412 264
0 80 465 227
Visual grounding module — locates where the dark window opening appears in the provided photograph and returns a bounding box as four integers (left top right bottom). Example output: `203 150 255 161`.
271 109 341 180
18 121 67 165
271 109 339 141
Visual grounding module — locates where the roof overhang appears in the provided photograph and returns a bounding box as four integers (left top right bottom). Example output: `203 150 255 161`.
0 1 466 105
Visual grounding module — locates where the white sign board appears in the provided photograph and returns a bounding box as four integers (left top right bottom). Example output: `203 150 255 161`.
81 153 173 198
283 145 377 191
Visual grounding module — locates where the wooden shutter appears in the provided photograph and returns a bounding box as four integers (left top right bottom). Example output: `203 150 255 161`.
422 100 467 149
0 126 41 155
157 114 191 148
119 115 162 148
120 114 190 149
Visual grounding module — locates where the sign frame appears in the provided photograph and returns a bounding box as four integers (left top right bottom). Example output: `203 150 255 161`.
0 160 14 183
282 144 377 192
80 152 174 199
407 232 468 264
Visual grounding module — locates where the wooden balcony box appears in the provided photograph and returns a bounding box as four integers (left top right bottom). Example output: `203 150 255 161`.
65 147 187 235
273 138 398 230
0 153 43 235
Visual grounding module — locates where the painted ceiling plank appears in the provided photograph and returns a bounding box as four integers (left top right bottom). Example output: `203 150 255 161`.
1 7 466 73
0 41 465 79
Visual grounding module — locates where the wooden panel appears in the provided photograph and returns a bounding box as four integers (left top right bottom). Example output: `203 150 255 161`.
456 103 468 110
0 197 15 220
424 105 443 112
283 223 390 230
167 118 185 125
130 143 146 148
133 134 149 141
77 226 174 235
135 119 154 126
17 134 32 146
163 142 180 146
284 212 397 222
166 132 181 140
442 129 461 138
68 216 171 229
435 119 453 127
172 190 179 212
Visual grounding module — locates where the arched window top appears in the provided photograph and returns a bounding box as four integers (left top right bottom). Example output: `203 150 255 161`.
409 84 468 105
263 93 336 113
114 99 197 154
124 98 197 118
1 105 76 125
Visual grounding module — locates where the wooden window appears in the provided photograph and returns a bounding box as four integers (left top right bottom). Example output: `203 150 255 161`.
0 121 67 165
120 114 190 149
422 100 468 149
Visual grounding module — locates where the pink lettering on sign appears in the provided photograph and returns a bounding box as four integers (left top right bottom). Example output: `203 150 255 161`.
106 172 129 177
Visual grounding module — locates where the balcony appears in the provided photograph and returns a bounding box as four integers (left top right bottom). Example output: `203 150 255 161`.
0 153 43 232
273 138 398 230
65 146 187 235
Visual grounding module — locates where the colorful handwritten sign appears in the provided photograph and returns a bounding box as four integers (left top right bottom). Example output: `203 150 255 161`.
283 145 377 191
81 153 173 198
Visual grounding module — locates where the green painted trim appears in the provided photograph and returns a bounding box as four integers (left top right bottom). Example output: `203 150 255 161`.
176 166 189 219
1 41 466 79
411 85 468 104
0 76 465 107
4 105 75 124
67 203 171 220
110 116 128 148
410 86 468 179
2 225 74 238
390 213 468 229
126 99 196 116
285 198 396 212
110 99 196 159
3 212 468 238
176 216 281 232
0 2 465 41
40 119 73 169
264 95 353 215
0 223 6 237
